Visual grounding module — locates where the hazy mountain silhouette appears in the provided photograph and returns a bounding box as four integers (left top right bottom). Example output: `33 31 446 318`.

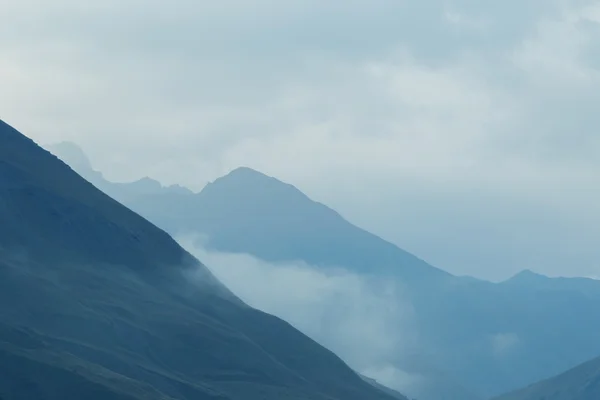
494 355 600 400
45 143 448 281
1 120 403 400
47 141 192 200
47 141 600 399
502 269 600 298
361 376 413 399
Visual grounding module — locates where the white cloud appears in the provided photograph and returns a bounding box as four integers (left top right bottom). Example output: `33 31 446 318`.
2 0 600 280
178 236 421 392
512 9 599 87
443 9 489 31
362 364 426 394
580 2 600 22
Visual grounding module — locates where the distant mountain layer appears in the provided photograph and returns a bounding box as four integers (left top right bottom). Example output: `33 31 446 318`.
494 355 600 400
46 142 449 281
502 269 600 299
47 141 600 400
1 120 401 400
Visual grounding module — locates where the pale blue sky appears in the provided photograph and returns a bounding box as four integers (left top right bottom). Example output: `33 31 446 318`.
2 0 599 280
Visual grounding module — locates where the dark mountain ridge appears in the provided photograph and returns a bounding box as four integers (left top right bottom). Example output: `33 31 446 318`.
46 139 600 400
46 142 449 281
2 127 189 270
0 120 402 400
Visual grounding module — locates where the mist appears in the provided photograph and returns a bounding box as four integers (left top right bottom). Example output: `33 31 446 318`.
6 0 600 282
178 236 423 393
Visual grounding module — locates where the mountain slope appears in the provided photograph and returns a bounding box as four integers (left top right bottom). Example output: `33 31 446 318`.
46 141 600 399
494 355 600 400
188 167 450 280
0 120 402 400
2 131 202 274
45 143 448 281
502 269 600 299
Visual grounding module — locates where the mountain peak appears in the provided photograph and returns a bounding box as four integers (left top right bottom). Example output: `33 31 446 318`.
46 141 94 172
0 119 13 134
504 269 548 284
195 166 448 279
129 176 163 189
45 140 106 186
1 119 399 400
516 269 544 278
228 166 269 177
218 166 288 186
0 119 37 147
0 119 222 285
203 166 306 202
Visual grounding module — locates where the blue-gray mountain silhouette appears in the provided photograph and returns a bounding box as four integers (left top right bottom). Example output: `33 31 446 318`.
46 144 448 281
493 355 600 400
47 141 600 400
0 120 404 400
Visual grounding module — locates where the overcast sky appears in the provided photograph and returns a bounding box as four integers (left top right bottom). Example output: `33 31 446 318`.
2 0 599 280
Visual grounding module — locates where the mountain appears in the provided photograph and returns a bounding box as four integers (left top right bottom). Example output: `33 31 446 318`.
46 141 193 200
361 376 412 400
0 120 403 400
46 141 600 399
191 167 446 275
502 269 600 299
45 143 448 281
494 355 600 400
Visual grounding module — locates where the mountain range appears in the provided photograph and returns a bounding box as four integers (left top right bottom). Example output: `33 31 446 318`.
494 355 600 400
0 119 404 400
47 143 447 281
46 140 600 400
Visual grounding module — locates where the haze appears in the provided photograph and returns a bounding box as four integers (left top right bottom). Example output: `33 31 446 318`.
2 0 600 280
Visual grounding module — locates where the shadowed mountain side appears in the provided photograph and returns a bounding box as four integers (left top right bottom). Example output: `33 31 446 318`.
45 142 449 281
3 132 203 277
361 376 412 400
1 120 402 400
189 167 451 281
45 140 600 399
493 355 600 400
46 141 192 200
0 324 180 400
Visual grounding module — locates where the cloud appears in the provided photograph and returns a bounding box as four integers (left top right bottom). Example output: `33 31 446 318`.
177 236 421 393
2 0 600 280
362 364 426 394
490 333 521 358
443 9 489 31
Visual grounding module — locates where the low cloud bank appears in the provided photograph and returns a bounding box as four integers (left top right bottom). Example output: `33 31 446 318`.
178 236 421 393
